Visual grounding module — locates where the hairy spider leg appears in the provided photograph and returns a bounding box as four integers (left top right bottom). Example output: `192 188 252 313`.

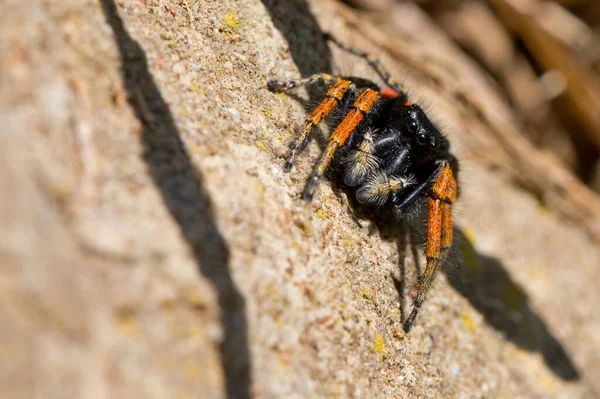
268 76 354 172
267 73 339 92
303 88 380 201
356 172 414 207
403 163 457 332
343 128 379 186
324 33 407 97
440 201 453 260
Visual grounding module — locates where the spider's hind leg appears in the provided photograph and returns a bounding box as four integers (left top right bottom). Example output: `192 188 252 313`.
403 162 457 332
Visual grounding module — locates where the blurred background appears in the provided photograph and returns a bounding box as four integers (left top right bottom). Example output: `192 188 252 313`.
343 0 600 193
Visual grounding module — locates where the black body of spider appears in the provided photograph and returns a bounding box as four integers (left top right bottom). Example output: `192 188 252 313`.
333 94 458 219
267 34 459 332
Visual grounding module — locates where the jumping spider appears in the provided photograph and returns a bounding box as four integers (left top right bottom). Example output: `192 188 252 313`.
267 34 459 332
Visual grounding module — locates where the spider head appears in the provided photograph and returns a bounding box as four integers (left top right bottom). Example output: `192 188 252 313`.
400 104 449 164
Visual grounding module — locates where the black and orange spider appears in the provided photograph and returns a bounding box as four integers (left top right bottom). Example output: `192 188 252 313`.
267 34 459 332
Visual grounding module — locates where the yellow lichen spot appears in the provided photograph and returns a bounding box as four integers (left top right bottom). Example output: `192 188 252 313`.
277 359 288 370
116 308 139 337
302 224 312 234
537 374 558 391
529 263 546 280
187 290 205 308
274 320 282 329
185 360 202 380
187 326 205 339
221 13 241 33
361 286 373 301
374 332 386 356
191 82 200 94
252 182 265 193
537 197 552 216
214 69 226 79
315 208 326 220
462 313 476 333
255 140 267 151
339 232 353 248
462 225 477 245
266 283 279 298
262 109 272 117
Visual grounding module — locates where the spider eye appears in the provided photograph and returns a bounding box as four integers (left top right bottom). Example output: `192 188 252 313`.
408 120 419 132
415 134 427 146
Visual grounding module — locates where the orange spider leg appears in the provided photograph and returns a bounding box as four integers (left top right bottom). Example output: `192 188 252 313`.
440 201 453 259
282 79 353 171
303 88 380 201
403 163 457 332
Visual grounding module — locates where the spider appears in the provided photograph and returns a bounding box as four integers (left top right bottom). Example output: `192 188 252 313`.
267 34 459 333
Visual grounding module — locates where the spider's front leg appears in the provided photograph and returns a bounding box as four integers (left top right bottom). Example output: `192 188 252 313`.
267 73 338 93
403 162 457 332
302 88 380 201
267 74 354 172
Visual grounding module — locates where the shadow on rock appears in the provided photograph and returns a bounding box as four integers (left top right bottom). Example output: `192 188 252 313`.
443 228 580 381
259 0 332 77
99 1 251 397
260 0 336 124
344 196 580 381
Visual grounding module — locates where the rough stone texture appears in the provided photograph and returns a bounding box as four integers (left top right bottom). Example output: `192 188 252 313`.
1 0 600 398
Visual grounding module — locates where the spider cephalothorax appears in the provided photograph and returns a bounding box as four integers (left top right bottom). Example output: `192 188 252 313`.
267 34 459 332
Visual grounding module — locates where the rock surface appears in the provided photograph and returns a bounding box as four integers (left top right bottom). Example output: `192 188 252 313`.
1 0 600 398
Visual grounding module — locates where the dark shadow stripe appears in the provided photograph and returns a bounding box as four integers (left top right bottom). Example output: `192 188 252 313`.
99 1 251 397
445 229 580 381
